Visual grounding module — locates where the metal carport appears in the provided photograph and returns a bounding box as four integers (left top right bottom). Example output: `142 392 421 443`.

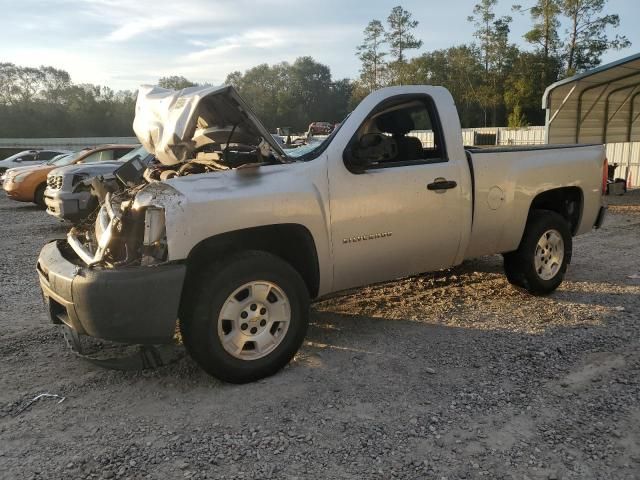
543 53 640 145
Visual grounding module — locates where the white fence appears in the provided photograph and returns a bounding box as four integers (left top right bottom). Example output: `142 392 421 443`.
412 126 547 148
605 143 640 188
412 126 636 187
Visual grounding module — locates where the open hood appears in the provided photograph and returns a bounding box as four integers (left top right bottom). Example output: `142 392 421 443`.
133 85 286 166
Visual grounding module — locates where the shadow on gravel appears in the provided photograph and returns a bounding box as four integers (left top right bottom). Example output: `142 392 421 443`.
553 281 640 308
2 204 44 212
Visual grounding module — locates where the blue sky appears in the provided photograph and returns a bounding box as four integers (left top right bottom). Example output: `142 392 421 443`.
0 0 638 91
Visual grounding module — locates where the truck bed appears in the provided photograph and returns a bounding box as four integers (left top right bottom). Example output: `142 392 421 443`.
462 143 605 260
465 143 599 154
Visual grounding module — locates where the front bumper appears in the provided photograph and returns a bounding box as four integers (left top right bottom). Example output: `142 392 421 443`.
594 205 607 229
44 189 93 221
3 181 29 201
37 240 186 344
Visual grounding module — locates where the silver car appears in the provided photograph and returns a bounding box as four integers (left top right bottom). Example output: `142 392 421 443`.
44 146 152 222
0 149 71 182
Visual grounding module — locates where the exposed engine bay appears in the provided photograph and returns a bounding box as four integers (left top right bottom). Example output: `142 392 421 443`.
65 84 291 269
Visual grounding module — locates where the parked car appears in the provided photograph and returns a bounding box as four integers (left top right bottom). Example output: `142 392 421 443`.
307 121 334 135
0 153 69 185
3 145 136 207
0 149 71 174
45 146 153 222
37 85 607 383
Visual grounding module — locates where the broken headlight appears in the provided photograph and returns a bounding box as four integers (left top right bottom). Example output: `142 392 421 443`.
140 206 167 265
72 173 89 188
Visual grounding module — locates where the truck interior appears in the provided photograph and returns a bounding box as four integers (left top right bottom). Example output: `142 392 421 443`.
350 96 445 167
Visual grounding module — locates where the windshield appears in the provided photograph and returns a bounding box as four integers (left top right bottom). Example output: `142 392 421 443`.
48 150 85 166
47 154 68 164
285 139 326 159
284 117 347 160
118 145 148 162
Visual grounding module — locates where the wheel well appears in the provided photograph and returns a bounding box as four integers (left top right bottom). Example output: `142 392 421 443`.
34 182 47 202
184 224 320 298
529 187 583 235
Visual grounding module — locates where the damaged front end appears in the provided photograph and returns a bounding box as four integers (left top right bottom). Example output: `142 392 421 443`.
37 178 187 348
65 84 288 269
37 83 292 354
67 182 174 268
67 86 289 268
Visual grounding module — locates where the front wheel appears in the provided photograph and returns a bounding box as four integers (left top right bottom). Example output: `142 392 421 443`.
34 183 46 208
503 210 572 295
180 251 310 383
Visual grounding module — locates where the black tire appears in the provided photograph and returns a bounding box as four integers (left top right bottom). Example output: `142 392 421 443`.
503 209 572 295
34 183 46 208
180 250 310 383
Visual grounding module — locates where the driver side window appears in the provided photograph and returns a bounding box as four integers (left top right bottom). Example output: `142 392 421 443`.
346 95 446 171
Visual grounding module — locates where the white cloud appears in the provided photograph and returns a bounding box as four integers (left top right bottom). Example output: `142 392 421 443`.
106 16 174 42
185 30 289 61
78 0 242 42
5 0 635 93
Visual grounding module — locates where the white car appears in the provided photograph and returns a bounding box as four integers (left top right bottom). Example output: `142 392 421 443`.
0 149 71 174
0 153 71 185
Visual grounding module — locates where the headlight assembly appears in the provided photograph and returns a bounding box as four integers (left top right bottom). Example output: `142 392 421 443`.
141 206 167 265
12 172 31 183
72 173 89 187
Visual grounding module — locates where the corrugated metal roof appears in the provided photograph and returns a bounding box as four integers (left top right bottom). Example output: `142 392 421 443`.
543 53 640 144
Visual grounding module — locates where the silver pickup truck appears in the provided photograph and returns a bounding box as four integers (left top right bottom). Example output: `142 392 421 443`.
37 85 607 383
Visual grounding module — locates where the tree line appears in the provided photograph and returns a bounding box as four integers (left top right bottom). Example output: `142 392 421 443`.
0 0 630 137
353 0 630 127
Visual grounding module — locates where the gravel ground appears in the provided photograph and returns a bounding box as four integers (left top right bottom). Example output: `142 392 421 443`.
0 190 639 480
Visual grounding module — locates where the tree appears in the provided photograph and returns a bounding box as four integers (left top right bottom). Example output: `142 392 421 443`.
508 104 529 127
468 0 499 72
504 51 561 125
157 75 197 90
386 6 422 84
468 1 517 125
514 0 562 86
0 63 136 137
561 0 631 75
406 46 487 126
225 57 352 131
356 20 387 92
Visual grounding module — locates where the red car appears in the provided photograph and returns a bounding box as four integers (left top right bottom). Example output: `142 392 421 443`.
307 122 334 135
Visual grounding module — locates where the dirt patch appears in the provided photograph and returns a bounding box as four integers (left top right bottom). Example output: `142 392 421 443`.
0 191 639 479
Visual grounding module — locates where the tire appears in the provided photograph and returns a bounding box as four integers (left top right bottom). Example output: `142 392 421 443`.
503 209 572 295
34 183 46 208
180 250 310 383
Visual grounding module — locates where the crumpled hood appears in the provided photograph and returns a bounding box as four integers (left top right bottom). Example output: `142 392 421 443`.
50 162 123 178
133 84 285 166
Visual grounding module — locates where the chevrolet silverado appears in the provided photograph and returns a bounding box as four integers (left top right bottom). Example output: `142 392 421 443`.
37 85 608 383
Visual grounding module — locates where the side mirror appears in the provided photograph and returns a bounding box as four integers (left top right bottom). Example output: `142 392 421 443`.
346 133 397 173
14 158 22 163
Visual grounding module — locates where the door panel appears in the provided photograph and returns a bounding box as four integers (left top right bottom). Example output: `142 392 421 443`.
328 161 465 291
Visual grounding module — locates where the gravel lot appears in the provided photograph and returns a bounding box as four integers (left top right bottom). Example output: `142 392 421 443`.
1 190 639 480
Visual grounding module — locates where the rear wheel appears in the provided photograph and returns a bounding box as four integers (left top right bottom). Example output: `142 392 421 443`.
33 183 46 208
180 251 310 383
503 210 572 295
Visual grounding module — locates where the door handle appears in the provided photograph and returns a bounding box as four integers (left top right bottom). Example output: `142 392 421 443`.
427 178 457 191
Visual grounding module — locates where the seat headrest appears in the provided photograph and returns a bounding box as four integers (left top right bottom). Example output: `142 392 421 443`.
376 110 415 136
